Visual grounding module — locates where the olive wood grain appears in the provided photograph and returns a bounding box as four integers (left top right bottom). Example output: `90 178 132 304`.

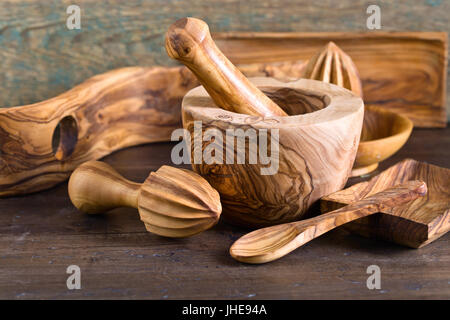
230 180 427 264
182 77 364 227
0 60 305 197
321 159 450 248
68 161 221 238
214 32 448 127
166 17 287 117
353 105 413 176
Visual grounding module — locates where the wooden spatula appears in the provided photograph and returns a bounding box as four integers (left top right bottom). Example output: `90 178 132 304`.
165 17 287 117
230 180 427 264
68 161 221 238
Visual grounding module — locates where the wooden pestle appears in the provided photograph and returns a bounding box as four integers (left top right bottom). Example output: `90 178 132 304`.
165 17 287 117
68 161 222 238
230 180 427 263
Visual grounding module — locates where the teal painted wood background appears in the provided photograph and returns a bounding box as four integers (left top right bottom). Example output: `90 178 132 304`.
0 0 449 118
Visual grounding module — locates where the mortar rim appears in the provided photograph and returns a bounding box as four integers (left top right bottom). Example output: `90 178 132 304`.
181 77 364 129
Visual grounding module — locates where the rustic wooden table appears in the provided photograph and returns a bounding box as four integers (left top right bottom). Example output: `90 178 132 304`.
0 126 449 299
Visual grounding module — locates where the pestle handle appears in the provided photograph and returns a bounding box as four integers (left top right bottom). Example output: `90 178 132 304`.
165 17 287 117
230 180 427 264
68 161 140 214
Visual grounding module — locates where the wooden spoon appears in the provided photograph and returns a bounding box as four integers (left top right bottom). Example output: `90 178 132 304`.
230 180 427 263
68 161 222 238
165 17 287 117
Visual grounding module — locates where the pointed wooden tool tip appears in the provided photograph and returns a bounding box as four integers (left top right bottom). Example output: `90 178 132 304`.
325 41 338 50
302 41 363 97
137 166 222 238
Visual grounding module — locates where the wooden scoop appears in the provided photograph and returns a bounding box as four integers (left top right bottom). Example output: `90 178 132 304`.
68 161 222 238
230 180 427 264
165 17 287 117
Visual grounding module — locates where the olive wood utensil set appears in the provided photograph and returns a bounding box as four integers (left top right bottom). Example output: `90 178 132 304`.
1 17 447 264
64 18 446 265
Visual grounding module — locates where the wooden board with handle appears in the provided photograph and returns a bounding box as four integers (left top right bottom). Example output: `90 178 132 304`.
0 61 305 197
321 159 450 248
213 32 448 127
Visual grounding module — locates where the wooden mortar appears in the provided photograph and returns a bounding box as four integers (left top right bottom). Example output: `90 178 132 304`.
168 18 364 227
182 78 363 227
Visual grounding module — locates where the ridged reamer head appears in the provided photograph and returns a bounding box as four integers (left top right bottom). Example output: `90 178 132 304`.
138 165 222 237
301 41 363 97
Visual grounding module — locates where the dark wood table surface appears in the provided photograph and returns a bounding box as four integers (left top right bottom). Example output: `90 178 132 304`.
0 126 449 299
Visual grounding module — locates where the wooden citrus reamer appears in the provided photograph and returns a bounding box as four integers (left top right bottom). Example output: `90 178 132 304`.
68 161 221 238
167 17 364 227
230 180 427 264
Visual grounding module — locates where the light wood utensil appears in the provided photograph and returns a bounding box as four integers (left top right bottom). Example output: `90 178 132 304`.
322 159 450 248
230 180 427 264
68 161 222 238
165 17 287 117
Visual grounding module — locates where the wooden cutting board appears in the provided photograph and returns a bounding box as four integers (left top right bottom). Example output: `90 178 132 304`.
214 32 448 127
321 159 450 248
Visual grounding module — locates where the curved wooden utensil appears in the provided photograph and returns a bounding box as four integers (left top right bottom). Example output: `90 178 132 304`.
165 17 287 117
68 161 222 238
0 61 305 197
230 180 427 264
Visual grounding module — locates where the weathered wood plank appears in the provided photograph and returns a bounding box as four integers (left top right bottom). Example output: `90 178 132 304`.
1 227 448 299
0 127 449 299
